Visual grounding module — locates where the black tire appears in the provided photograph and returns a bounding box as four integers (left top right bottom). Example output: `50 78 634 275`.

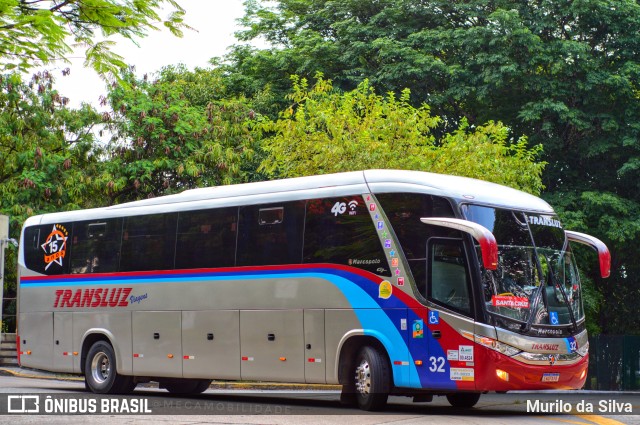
85 340 134 394
164 379 212 394
446 393 481 408
192 379 212 393
353 346 390 411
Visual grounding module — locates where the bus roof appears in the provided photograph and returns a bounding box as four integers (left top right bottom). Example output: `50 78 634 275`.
25 170 553 226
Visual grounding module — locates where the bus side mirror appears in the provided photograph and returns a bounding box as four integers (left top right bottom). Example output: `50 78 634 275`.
565 230 611 278
420 217 498 270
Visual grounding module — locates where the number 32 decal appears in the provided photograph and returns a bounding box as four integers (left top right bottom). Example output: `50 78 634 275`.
428 356 446 372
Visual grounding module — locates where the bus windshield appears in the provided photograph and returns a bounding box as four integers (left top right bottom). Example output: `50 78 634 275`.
462 205 584 330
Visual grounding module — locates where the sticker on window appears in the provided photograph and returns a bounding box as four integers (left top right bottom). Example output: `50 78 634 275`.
42 224 69 270
492 295 530 309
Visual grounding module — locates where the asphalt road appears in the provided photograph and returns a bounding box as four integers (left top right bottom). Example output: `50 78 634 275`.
0 374 638 425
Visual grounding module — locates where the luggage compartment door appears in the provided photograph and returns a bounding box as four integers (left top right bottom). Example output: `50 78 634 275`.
240 310 304 382
132 311 182 377
182 310 240 379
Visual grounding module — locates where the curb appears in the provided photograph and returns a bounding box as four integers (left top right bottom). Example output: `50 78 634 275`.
0 367 341 391
0 367 83 382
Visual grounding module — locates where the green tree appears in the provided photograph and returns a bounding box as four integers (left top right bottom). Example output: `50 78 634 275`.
260 75 545 194
0 71 103 330
101 65 262 203
228 0 640 334
0 71 102 228
0 0 189 80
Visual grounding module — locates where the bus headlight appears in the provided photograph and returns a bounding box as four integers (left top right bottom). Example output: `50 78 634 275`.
462 331 521 356
576 341 589 357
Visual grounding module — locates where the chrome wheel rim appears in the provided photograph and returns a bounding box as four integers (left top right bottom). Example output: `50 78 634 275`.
91 352 110 384
355 359 371 395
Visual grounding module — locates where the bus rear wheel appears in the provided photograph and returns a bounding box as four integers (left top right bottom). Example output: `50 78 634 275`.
163 379 212 394
446 393 481 408
353 346 390 411
85 340 134 394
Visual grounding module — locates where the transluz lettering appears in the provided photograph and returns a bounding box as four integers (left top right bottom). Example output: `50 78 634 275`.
531 343 560 351
527 215 562 229
53 288 132 308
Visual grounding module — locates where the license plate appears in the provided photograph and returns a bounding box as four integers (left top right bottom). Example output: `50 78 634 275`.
542 373 560 382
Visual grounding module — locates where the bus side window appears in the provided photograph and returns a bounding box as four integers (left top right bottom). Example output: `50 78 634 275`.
428 239 472 315
375 193 456 297
236 201 305 266
23 226 42 273
24 223 72 275
175 207 238 269
303 197 390 276
70 219 122 274
120 214 177 272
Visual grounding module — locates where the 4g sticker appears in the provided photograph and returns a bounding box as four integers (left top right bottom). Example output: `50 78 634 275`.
331 200 359 216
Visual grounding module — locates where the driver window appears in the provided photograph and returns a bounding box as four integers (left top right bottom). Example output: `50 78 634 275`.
428 239 472 315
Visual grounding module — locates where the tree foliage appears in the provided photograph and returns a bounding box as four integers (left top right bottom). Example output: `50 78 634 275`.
228 0 640 334
100 65 262 203
0 71 103 314
0 0 189 80
260 75 545 194
0 71 102 229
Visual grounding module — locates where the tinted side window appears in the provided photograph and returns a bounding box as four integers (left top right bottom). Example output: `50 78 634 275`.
237 201 306 266
175 208 238 269
23 223 72 275
70 219 122 274
376 193 456 295
23 226 42 273
120 214 177 272
304 197 389 275
428 239 472 315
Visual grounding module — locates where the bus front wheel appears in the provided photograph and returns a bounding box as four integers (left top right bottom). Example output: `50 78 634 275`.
353 346 390 411
446 393 481 408
85 340 134 394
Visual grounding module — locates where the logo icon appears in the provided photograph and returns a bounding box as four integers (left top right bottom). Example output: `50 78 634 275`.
428 311 440 325
7 395 40 413
331 202 347 216
549 311 559 325
42 224 68 270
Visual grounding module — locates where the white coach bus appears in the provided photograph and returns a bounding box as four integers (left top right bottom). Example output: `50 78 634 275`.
16 170 609 410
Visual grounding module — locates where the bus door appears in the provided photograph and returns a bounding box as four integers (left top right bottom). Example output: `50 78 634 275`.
423 238 476 390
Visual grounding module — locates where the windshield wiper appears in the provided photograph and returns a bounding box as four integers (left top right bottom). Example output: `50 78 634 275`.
545 255 578 331
521 282 544 333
